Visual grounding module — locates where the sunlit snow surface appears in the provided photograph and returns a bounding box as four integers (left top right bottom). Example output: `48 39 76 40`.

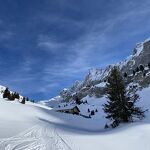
0 87 150 150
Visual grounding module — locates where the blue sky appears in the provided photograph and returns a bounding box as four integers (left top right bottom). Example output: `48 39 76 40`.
0 0 150 100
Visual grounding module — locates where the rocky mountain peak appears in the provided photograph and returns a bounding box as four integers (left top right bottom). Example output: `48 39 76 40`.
56 38 150 102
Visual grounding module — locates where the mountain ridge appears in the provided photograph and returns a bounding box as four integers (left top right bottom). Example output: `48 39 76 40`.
48 37 150 103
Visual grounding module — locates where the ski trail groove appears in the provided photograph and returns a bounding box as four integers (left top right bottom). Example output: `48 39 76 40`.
54 128 73 150
0 125 73 150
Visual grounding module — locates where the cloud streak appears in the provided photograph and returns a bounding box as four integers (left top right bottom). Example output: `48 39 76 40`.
0 0 150 99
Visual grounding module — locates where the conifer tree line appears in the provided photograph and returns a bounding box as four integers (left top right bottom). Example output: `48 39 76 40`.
103 67 146 128
124 62 150 78
2 87 29 104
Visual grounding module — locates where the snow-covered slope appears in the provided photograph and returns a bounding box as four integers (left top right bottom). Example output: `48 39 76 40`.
0 85 7 97
0 87 150 150
0 85 25 101
38 96 63 108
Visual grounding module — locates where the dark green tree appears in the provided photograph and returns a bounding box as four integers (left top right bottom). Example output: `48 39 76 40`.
136 67 140 72
14 92 20 99
91 110 95 116
124 72 127 78
104 123 109 129
148 63 150 69
8 93 15 101
75 97 81 105
133 70 135 76
103 67 145 128
139 65 144 72
21 97 26 104
3 88 10 98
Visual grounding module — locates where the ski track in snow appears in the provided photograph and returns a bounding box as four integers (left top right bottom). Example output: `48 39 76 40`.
0 125 73 150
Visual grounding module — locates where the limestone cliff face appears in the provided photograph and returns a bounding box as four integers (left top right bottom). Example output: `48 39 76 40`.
59 38 150 102
120 39 150 87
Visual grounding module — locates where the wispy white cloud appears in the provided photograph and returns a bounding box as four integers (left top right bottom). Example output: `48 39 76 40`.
0 31 14 41
37 34 65 53
41 0 150 82
1 0 150 99
37 83 59 93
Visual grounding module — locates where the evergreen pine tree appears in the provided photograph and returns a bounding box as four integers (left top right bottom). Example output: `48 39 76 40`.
136 67 140 72
3 88 10 98
21 97 26 104
103 67 145 128
133 70 135 76
148 63 150 69
104 123 109 129
139 65 144 72
15 92 20 99
91 110 95 116
75 97 81 105
124 72 127 78
8 93 15 101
